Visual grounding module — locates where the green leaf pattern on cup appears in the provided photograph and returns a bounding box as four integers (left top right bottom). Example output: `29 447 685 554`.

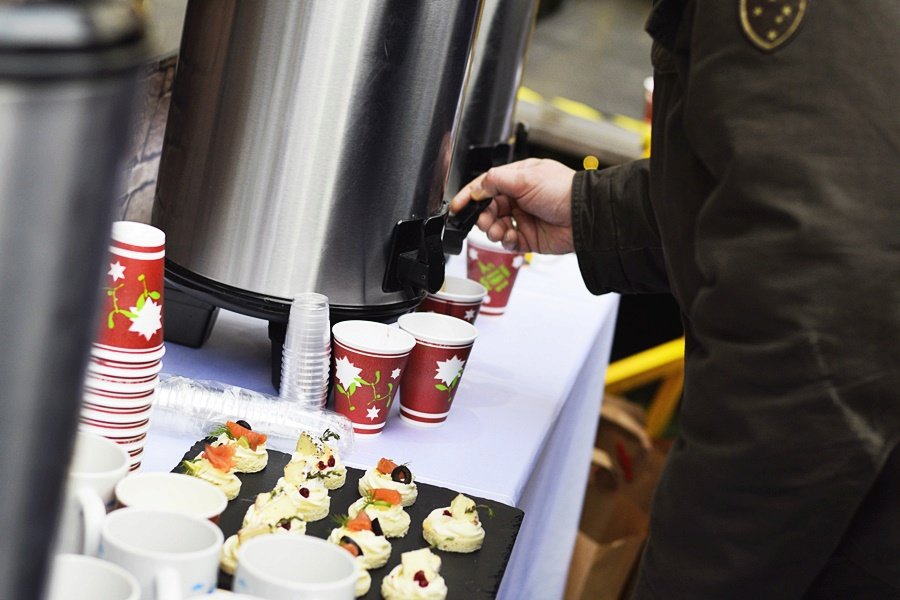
104 271 162 340
335 356 399 411
477 260 511 293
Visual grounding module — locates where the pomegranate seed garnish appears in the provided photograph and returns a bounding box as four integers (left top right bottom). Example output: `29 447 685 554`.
327 455 336 467
317 460 326 471
442 510 452 517
299 487 310 498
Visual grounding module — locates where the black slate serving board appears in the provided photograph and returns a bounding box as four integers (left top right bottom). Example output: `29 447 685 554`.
175 442 524 599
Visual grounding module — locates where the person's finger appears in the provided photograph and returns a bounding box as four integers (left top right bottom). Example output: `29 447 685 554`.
476 211 495 232
471 165 527 203
449 171 487 215
486 220 508 243
490 195 515 219
501 228 519 252
501 215 522 252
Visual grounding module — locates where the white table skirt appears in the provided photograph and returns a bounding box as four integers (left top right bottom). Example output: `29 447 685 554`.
142 253 618 599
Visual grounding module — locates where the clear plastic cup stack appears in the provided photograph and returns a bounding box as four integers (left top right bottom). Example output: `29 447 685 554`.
154 375 354 456
279 293 331 408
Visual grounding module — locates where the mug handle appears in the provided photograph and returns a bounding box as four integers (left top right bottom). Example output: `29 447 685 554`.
154 567 181 600
75 487 106 556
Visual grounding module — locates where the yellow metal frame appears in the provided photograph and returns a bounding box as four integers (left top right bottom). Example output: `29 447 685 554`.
604 337 685 438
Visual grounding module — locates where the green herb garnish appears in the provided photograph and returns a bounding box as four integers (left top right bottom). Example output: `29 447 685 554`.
360 492 395 510
466 504 495 519
208 423 234 440
321 428 340 442
331 513 351 528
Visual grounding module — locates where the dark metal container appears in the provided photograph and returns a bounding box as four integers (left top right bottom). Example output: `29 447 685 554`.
442 0 540 254
0 2 145 597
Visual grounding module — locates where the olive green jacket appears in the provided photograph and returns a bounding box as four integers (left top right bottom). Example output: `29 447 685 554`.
572 1 900 597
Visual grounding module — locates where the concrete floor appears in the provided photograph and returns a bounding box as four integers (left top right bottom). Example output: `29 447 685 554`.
523 0 653 120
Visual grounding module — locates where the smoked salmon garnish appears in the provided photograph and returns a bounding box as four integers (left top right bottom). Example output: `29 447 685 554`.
376 457 398 475
371 488 402 506
202 443 236 472
226 420 267 450
346 510 373 532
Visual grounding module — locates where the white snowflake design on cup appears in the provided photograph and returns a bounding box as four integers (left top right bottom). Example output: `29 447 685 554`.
127 298 162 341
434 355 467 403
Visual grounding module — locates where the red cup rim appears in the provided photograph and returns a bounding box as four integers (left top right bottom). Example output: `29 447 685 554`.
89 358 162 373
429 276 487 302
397 312 477 346
90 345 166 364
111 221 165 249
82 401 153 414
332 320 416 356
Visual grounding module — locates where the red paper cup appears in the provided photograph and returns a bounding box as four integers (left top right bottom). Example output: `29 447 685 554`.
643 76 654 124
79 420 151 469
397 313 477 427
331 321 416 436
77 426 148 447
83 389 156 410
417 276 487 324
79 416 151 435
84 373 159 395
80 403 153 426
95 221 165 354
466 230 525 316
87 357 163 378
90 344 166 364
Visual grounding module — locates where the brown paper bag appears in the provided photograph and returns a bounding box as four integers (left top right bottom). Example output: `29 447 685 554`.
566 396 668 600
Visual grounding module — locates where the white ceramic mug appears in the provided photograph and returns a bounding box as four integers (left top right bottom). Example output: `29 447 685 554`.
98 507 224 600
115 472 228 522
233 535 356 600
55 431 130 555
43 553 140 600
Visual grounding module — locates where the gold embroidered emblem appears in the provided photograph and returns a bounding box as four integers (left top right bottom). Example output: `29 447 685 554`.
740 0 807 52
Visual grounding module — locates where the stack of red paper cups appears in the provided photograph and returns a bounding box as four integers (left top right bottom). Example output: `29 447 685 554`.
81 221 165 471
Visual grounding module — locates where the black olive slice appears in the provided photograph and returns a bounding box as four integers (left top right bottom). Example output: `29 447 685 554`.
391 465 412 484
370 517 384 537
339 535 364 556
236 419 252 430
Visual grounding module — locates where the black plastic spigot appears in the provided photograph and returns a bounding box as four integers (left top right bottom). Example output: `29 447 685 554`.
383 214 446 294
442 198 492 255
442 140 518 255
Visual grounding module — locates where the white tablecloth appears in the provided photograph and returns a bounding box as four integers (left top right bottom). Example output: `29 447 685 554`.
142 253 618 599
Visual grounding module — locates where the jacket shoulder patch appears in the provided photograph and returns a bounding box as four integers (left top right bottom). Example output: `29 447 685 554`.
739 0 807 52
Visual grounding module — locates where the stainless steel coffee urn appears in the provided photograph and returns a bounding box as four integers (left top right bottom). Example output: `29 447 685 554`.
0 3 145 597
153 0 484 365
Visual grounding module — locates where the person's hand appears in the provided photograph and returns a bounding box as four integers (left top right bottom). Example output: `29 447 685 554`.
449 158 575 254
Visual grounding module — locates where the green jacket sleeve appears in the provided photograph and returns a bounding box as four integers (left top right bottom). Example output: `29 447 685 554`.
571 160 669 295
